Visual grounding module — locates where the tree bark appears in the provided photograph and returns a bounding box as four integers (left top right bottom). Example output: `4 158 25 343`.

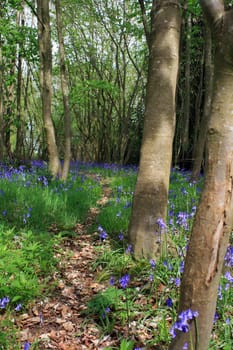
128 0 181 258
55 0 71 181
37 0 61 177
169 2 233 349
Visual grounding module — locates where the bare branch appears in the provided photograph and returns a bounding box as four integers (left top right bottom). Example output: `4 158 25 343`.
138 0 150 48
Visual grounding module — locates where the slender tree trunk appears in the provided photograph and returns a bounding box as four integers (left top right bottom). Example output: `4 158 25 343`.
55 0 71 181
0 29 5 159
16 9 24 160
128 0 181 258
191 25 213 180
181 7 191 163
37 0 61 177
169 2 233 349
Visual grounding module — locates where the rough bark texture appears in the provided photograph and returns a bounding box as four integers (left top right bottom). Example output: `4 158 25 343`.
128 0 181 258
37 0 61 177
55 0 71 181
169 2 233 349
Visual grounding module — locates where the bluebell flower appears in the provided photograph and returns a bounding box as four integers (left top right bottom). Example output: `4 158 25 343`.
156 217 167 230
0 297 10 309
109 276 115 286
183 342 188 350
180 261 185 273
15 303 22 311
102 306 111 319
118 232 124 241
224 271 233 283
24 341 31 350
224 246 233 267
119 274 130 289
98 225 107 241
170 309 199 338
149 259 156 269
125 244 133 254
176 212 189 230
166 297 173 307
149 274 154 281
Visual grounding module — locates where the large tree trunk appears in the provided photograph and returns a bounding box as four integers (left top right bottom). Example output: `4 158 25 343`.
55 0 71 181
169 2 233 349
128 0 181 259
37 0 61 177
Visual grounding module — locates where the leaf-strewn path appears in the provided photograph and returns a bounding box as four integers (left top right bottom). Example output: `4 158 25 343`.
18 183 119 349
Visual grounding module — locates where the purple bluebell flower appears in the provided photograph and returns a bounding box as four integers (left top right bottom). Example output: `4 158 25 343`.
180 261 185 273
183 342 188 350
15 303 22 311
125 244 133 254
224 246 233 267
156 217 167 230
109 276 115 286
213 312 219 323
119 274 130 289
224 271 233 283
166 297 173 307
0 297 10 309
118 232 124 241
98 225 107 241
102 306 111 319
176 212 189 230
149 259 156 269
149 274 154 281
24 341 31 350
170 309 199 338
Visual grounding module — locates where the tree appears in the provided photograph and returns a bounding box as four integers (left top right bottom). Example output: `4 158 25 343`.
169 1 233 349
191 24 213 180
128 0 181 258
37 0 61 176
55 0 71 181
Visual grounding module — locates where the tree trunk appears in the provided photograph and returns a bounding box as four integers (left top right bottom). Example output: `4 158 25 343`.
169 2 233 349
128 0 181 259
55 0 71 181
37 0 61 177
181 7 191 163
0 23 5 159
15 9 24 160
191 25 213 180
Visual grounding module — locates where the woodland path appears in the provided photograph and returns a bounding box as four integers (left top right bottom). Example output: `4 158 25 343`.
17 182 120 350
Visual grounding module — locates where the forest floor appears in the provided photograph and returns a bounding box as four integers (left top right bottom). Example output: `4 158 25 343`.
17 182 123 349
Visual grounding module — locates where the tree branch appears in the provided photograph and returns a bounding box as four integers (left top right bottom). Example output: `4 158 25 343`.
138 0 150 47
200 0 225 27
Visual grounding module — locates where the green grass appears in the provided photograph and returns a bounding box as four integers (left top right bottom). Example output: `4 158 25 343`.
0 163 232 350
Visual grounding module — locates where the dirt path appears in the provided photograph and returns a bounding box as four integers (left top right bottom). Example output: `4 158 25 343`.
18 181 118 349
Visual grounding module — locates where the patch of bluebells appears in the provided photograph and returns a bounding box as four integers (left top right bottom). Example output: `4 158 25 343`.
176 211 190 230
0 297 22 312
170 309 199 338
224 246 233 267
